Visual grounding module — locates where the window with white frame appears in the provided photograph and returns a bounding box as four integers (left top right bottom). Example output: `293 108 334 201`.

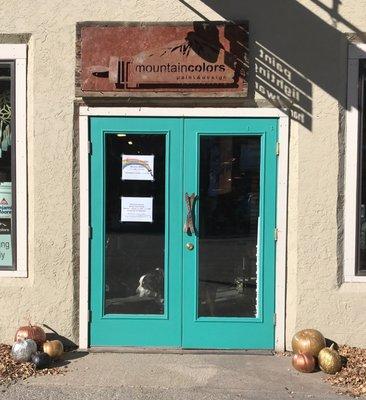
345 43 366 281
0 44 27 277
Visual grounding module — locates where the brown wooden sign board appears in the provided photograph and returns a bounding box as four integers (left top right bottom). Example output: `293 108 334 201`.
78 22 249 97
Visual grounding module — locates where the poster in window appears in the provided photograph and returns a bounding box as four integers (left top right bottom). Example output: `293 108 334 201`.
122 154 154 181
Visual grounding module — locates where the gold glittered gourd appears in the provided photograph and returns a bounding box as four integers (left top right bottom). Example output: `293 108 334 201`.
318 344 342 374
292 329 326 357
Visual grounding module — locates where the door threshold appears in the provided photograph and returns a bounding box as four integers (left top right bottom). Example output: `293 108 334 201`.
86 347 274 355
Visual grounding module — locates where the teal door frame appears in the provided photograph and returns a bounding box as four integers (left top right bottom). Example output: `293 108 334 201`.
88 114 280 349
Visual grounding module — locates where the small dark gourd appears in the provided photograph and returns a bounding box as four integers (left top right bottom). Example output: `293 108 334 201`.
31 351 51 369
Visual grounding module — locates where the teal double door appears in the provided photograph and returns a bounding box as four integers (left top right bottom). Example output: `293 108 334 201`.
90 116 278 349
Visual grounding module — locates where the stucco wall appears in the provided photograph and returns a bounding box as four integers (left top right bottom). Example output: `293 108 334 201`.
0 0 365 348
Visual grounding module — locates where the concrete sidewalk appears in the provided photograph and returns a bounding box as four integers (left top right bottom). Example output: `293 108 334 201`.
0 352 345 400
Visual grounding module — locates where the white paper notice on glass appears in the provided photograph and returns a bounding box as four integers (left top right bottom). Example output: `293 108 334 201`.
121 154 154 181
121 197 153 223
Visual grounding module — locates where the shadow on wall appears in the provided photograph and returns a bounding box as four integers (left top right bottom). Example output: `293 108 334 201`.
254 43 312 129
43 324 78 351
178 0 366 130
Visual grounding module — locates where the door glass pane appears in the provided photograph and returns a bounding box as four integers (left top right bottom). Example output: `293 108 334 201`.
198 136 261 318
105 134 165 314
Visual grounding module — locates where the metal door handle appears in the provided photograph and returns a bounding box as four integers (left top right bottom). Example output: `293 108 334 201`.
183 192 197 235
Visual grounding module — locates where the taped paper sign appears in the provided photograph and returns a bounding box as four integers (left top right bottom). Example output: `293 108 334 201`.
121 197 153 223
122 154 154 181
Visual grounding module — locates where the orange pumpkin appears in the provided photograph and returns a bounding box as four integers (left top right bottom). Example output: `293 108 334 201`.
15 324 46 349
43 340 63 358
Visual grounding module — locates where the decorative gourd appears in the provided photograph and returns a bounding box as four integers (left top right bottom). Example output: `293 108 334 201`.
292 329 326 357
318 344 342 374
292 352 316 373
31 351 51 369
15 324 46 348
11 339 37 362
43 340 63 358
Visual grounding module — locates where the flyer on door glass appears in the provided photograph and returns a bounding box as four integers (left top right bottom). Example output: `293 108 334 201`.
121 154 154 181
120 197 153 223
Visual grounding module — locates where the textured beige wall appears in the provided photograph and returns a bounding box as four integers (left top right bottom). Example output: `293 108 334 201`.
0 0 365 348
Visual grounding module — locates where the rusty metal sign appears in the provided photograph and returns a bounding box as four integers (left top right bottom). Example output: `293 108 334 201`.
80 22 248 96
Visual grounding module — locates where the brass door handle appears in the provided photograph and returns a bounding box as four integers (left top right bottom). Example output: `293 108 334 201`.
186 242 194 251
183 192 197 235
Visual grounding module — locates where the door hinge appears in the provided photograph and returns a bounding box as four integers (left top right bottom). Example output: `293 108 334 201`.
273 313 277 326
88 310 92 323
274 228 278 241
276 142 280 156
88 141 92 155
89 226 93 239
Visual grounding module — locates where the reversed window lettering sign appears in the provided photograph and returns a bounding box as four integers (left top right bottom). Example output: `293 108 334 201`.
121 197 153 223
122 154 154 181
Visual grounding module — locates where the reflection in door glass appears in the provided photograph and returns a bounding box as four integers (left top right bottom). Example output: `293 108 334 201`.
198 136 260 318
104 134 165 315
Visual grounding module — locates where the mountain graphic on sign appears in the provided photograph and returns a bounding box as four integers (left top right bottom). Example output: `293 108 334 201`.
0 198 8 205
